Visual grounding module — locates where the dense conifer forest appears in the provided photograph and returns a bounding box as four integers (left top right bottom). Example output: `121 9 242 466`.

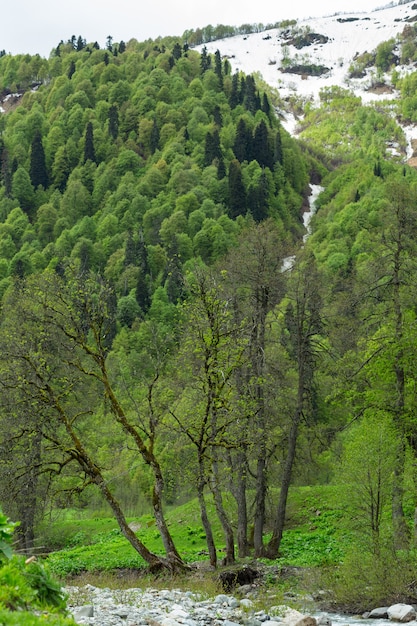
1 19 417 608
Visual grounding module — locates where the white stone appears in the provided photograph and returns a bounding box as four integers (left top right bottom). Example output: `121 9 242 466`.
240 599 254 609
388 604 416 623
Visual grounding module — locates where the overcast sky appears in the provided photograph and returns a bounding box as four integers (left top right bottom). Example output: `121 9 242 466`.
2 0 389 58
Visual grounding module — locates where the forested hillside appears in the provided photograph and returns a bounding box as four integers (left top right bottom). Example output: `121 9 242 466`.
1 19 417 602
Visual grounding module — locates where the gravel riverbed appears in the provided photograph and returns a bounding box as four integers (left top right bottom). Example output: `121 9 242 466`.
65 585 306 626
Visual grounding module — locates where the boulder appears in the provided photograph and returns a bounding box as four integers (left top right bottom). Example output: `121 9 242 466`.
72 605 94 619
387 604 416 622
218 566 260 592
368 607 389 619
281 608 317 626
317 617 332 626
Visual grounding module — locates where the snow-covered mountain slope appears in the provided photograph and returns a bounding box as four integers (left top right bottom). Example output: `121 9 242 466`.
197 2 416 103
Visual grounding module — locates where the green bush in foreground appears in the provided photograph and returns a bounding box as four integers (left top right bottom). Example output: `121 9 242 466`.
0 556 68 612
0 507 71 625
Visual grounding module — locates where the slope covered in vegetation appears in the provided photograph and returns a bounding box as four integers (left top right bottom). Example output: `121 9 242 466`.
2 17 417 609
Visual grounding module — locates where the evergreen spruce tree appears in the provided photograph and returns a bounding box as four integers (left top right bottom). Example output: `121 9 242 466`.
228 159 246 218
76 36 86 51
244 76 259 113
135 270 151 313
150 120 160 154
200 46 211 73
124 231 139 267
248 170 269 222
108 105 119 139
172 42 182 60
68 59 76 79
253 120 273 170
214 49 223 88
119 40 126 53
234 118 252 163
261 93 271 119
84 121 96 164
230 72 240 108
29 131 48 189
274 129 283 165
204 129 222 167
217 156 226 180
213 104 223 128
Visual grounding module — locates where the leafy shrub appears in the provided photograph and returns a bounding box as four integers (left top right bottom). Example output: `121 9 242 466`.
0 556 67 612
0 509 18 562
323 546 417 611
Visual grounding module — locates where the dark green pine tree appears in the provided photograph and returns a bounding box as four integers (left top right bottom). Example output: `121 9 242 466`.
230 72 240 108
228 159 246 218
172 42 182 60
76 36 86 51
165 252 184 304
243 75 259 113
108 105 119 139
124 231 138 267
119 40 126 53
84 122 96 164
204 129 222 166
274 129 283 165
200 46 211 73
223 58 231 75
68 60 76 79
213 105 223 128
233 118 252 163
248 170 269 222
253 120 274 170
217 156 226 180
261 93 271 119
214 49 223 88
137 234 150 275
135 270 151 314
1 146 12 197
150 120 160 154
29 131 48 189
204 132 215 167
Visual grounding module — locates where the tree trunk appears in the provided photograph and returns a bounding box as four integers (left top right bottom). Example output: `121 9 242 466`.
102 371 184 562
16 430 42 553
252 285 268 557
253 454 267 556
265 404 302 558
197 459 217 567
54 393 186 572
152 464 183 561
210 457 235 564
235 451 249 557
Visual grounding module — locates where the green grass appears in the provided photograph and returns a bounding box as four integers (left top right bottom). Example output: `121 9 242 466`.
44 485 351 578
0 610 75 625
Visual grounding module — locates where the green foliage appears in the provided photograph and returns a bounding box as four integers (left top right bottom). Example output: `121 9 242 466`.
0 509 18 562
324 547 417 611
0 556 67 614
334 414 398 553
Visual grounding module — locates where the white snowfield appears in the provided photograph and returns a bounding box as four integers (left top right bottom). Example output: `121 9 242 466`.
196 2 417 102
